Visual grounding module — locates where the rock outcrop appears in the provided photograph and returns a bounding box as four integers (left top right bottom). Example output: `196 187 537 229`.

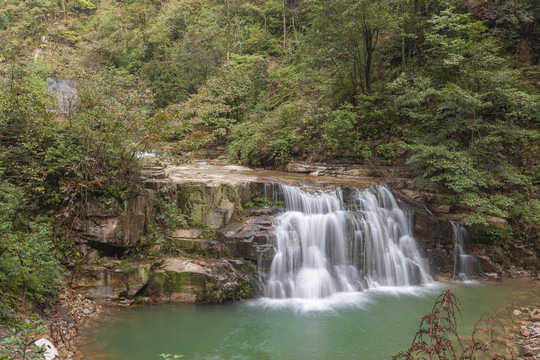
68 158 538 305
68 194 150 258
71 257 257 304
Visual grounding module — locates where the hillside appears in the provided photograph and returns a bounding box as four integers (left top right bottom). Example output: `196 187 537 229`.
0 0 539 328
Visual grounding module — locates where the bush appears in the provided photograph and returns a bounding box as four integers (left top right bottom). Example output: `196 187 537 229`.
394 290 515 359
0 181 62 309
0 319 47 360
322 105 359 156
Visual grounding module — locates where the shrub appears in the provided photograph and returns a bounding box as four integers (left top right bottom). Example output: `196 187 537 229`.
0 181 62 309
394 290 515 360
0 319 47 360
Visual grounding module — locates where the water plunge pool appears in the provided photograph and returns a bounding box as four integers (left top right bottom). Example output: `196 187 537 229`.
78 279 539 360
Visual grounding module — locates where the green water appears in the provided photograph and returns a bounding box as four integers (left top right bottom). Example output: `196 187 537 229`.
79 280 539 360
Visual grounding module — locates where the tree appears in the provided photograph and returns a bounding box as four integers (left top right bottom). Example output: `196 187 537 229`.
390 7 540 225
307 0 395 101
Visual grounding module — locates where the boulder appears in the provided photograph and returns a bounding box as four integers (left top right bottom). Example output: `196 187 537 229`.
217 216 277 261
145 257 257 303
70 256 258 304
69 195 149 253
70 260 153 301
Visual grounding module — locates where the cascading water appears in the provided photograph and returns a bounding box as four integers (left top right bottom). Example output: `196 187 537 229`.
263 185 432 299
451 222 477 280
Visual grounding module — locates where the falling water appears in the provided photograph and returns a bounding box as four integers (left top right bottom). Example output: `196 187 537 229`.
451 222 477 280
263 185 432 299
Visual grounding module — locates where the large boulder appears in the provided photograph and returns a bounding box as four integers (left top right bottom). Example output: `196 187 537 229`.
217 216 276 262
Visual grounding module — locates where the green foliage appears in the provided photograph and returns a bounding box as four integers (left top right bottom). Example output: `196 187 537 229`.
268 138 292 166
172 58 260 147
510 198 540 226
0 180 62 310
0 12 8 31
306 0 396 98
146 194 189 251
470 227 507 246
226 122 270 166
248 197 283 208
391 7 540 227
407 145 489 194
470 0 540 62
0 319 47 360
74 0 96 12
322 105 360 156
154 200 188 240
0 64 159 311
0 68 156 213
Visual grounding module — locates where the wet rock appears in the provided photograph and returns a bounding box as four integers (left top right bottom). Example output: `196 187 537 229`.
431 204 451 213
172 228 204 239
485 216 508 231
476 255 502 273
217 216 276 261
427 248 450 274
170 238 217 253
175 182 253 229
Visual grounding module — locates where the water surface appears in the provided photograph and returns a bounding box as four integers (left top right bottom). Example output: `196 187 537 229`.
79 280 539 360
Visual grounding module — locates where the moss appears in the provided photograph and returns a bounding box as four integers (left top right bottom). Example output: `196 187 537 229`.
169 272 206 294
235 280 256 299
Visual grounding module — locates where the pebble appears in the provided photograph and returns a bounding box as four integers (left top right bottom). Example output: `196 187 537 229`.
514 306 540 360
41 287 102 359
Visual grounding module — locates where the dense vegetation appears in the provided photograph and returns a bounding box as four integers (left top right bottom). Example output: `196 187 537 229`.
0 0 539 314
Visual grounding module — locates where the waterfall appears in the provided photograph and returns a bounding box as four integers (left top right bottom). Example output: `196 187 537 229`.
263 185 432 299
451 222 477 280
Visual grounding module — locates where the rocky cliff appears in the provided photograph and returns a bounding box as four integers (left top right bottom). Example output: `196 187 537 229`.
67 157 538 305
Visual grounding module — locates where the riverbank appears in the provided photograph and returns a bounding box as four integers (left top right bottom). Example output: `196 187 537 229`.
514 305 540 359
0 287 101 359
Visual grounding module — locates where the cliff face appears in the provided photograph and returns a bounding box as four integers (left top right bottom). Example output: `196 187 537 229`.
67 158 538 305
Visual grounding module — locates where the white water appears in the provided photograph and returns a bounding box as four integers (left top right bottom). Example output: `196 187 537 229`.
451 222 477 280
263 185 432 300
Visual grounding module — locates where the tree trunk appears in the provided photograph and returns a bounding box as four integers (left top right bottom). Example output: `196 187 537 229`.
283 0 287 51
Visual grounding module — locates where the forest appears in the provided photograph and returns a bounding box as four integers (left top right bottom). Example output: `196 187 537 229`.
0 0 539 327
